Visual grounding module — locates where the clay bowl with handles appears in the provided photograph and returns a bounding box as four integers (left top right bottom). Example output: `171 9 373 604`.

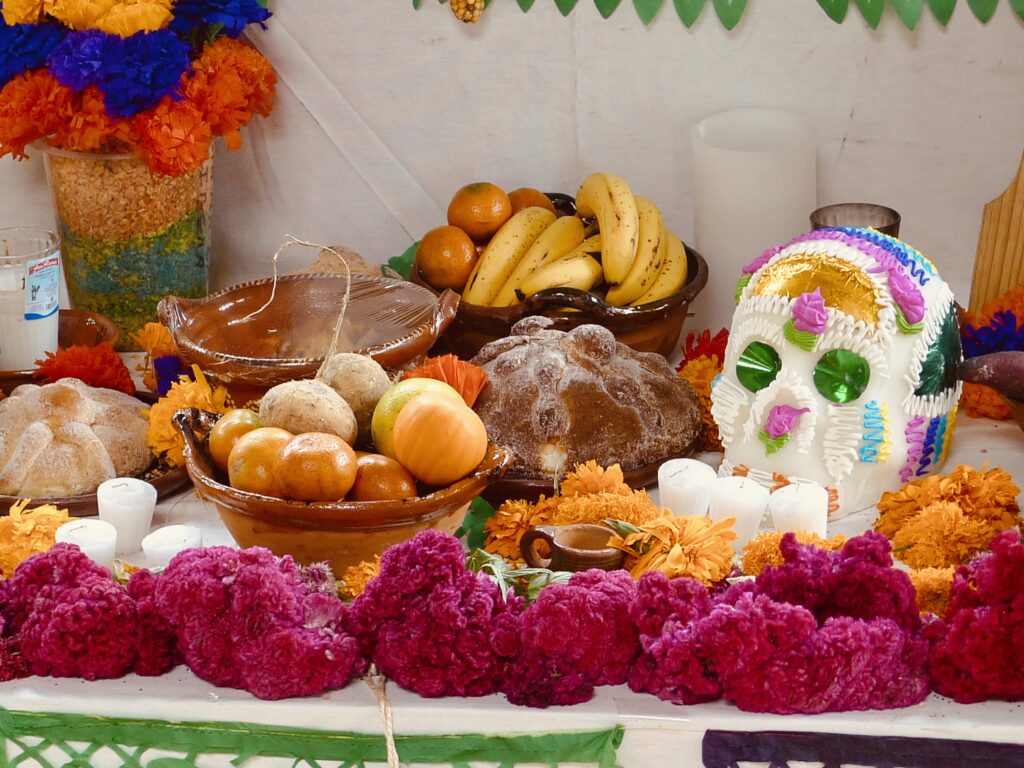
158 273 459 404
173 408 514 575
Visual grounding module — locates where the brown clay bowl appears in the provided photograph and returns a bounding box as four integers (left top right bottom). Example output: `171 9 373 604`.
0 309 119 395
158 274 460 404
412 242 708 360
173 408 515 574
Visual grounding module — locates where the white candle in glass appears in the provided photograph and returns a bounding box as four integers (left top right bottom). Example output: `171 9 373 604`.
691 108 816 332
97 477 158 555
55 518 117 572
707 476 771 552
768 481 829 538
142 525 203 568
658 458 718 518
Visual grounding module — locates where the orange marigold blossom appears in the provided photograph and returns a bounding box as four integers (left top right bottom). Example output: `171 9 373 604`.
0 499 71 580
34 341 136 394
145 365 231 467
908 566 955 618
608 512 737 585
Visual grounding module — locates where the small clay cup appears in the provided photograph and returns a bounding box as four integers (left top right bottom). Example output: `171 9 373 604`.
520 524 625 572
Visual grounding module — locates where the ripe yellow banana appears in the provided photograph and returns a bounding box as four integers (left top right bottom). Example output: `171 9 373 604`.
604 195 666 307
461 206 556 306
630 230 689 306
539 233 602 269
517 253 603 299
491 215 585 307
574 172 638 286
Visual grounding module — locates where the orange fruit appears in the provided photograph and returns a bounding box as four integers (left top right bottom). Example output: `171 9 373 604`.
227 427 294 497
208 408 262 472
415 225 479 291
508 187 556 216
273 432 358 502
349 452 418 501
447 182 512 242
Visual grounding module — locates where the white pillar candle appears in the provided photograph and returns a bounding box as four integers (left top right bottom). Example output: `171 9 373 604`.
55 518 117 572
142 525 203 568
97 477 158 556
768 481 829 538
707 475 771 552
691 108 816 332
658 458 718 518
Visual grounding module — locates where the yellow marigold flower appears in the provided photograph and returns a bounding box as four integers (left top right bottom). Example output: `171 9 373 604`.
339 556 380 600
560 461 631 497
678 354 723 452
145 365 231 467
0 499 71 579
132 322 177 359
94 0 172 36
45 0 119 30
610 512 737 585
484 498 537 561
891 500 999 569
741 530 846 577
909 566 955 617
2 0 43 24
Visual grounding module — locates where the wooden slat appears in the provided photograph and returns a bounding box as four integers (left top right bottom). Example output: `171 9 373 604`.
970 149 1024 314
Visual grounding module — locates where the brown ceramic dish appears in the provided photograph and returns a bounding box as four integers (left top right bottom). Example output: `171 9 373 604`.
174 408 515 574
0 389 189 518
0 309 119 395
412 242 708 360
158 274 459 403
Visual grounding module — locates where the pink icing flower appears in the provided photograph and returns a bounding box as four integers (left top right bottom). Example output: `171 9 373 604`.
791 288 828 334
887 268 926 324
764 405 810 440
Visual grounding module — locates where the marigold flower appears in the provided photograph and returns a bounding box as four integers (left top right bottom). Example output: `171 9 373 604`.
339 556 380 601
678 354 723 452
0 499 71 579
741 529 846 577
33 341 135 394
908 566 954 617
145 364 230 466
960 381 1013 420
559 460 631 497
131 95 212 176
610 512 737 585
891 501 998 569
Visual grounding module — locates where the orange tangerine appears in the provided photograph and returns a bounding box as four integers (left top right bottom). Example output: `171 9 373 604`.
273 432 358 502
227 427 294 497
447 182 512 242
208 408 262 472
508 187 556 215
415 225 479 291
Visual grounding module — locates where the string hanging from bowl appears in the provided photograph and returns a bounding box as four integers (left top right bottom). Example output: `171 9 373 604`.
238 235 353 379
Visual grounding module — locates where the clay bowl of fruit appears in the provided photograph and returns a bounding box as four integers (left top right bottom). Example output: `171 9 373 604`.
409 181 708 360
158 274 459 404
173 408 513 575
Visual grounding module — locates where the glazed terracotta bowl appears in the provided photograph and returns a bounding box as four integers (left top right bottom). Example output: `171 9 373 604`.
173 408 514 574
412 242 708 360
158 274 459 403
0 309 119 395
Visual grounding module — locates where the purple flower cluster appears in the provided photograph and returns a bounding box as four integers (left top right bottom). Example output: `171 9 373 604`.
153 546 366 700
48 29 191 117
628 533 929 714
169 0 272 38
346 530 523 698
0 20 66 86
926 529 1024 703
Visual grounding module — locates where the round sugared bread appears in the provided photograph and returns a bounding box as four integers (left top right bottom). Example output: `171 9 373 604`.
471 318 701 479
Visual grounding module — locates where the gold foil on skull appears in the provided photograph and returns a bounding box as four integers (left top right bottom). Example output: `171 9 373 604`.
751 254 881 327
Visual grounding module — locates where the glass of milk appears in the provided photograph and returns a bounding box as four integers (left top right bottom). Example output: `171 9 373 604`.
0 227 60 370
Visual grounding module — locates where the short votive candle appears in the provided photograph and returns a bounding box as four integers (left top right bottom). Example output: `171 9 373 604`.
142 525 203 568
55 518 117 572
658 458 718 517
707 475 771 551
768 481 829 538
97 477 158 556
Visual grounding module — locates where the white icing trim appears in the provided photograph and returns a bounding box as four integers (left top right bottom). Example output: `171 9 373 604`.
740 292 792 320
903 382 964 420
709 375 749 449
823 403 862 484
741 369 818 453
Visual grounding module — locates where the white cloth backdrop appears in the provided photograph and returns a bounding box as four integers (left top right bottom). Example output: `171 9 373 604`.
2 1 1024 331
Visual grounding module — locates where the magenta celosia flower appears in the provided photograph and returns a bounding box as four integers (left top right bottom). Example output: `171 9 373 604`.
502 569 639 708
125 569 180 677
927 529 1024 703
153 546 365 700
346 531 522 699
763 405 810 440
791 288 828 334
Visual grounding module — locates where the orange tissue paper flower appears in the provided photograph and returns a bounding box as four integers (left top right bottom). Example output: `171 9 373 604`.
0 70 73 158
34 342 136 395
131 96 212 176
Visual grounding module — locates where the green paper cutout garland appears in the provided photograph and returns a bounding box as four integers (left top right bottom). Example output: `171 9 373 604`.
418 0 1024 27
0 707 624 768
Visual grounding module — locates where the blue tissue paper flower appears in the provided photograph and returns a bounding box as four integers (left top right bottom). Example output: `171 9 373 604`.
99 29 191 118
961 310 1024 359
169 0 271 38
47 29 113 92
0 20 66 87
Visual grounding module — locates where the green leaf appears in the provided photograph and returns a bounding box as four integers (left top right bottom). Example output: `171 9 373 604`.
554 0 581 15
517 0 537 8
854 0 884 28
1012 0 1024 20
711 0 746 28
890 0 923 27
413 0 423 8
673 0 706 25
455 496 495 549
634 0 665 23
595 0 623 17
927 0 956 24
816 0 849 23
967 0 998 21
603 517 641 537
386 241 418 280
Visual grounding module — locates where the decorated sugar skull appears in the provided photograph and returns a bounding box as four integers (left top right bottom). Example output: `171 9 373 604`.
710 228 962 517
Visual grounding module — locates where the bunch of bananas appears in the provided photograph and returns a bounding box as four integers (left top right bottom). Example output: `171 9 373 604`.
460 172 689 308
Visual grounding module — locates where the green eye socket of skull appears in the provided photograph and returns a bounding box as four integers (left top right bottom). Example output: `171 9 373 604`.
737 342 781 392
813 349 870 403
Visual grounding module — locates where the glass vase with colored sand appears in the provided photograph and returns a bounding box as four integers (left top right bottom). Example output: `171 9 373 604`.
39 144 211 349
